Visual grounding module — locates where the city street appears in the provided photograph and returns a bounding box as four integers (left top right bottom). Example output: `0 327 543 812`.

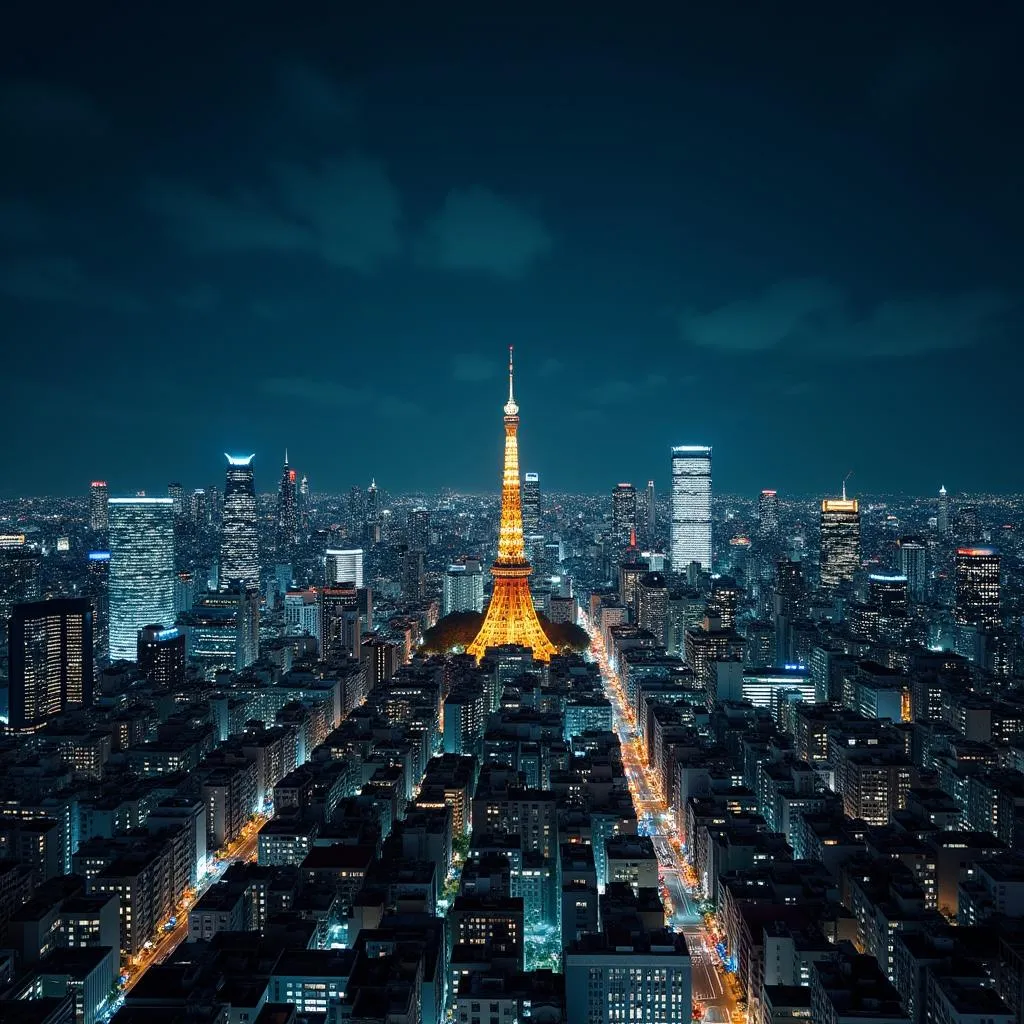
583 611 736 1020
117 815 265 997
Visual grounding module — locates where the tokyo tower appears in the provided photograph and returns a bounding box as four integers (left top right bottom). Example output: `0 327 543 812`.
466 347 557 663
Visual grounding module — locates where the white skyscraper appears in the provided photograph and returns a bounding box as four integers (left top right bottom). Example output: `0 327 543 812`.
108 497 175 661
670 445 712 571
326 548 364 588
443 558 485 615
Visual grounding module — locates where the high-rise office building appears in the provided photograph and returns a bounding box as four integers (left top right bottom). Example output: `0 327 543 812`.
955 547 1000 629
867 574 908 616
183 589 259 678
276 452 298 555
8 598 93 731
0 536 41 627
167 482 185 522
108 497 175 661
957 504 979 544
443 558 485 615
190 488 209 528
758 489 780 540
86 551 110 661
670 446 712 571
220 454 259 592
635 572 669 643
937 485 950 537
89 481 108 533
319 585 360 660
819 495 860 592
326 548 364 588
632 480 657 548
408 508 430 552
611 484 637 544
174 570 196 615
401 547 425 602
137 625 186 687
522 473 540 533
898 537 927 602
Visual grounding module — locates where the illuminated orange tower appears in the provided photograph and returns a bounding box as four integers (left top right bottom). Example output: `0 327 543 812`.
467 347 557 663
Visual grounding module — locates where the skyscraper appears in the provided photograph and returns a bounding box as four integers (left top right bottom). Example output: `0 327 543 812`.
819 494 861 592
183 589 259 677
467 348 557 662
108 497 175 661
522 472 541 533
408 508 430 552
670 446 712 571
611 484 637 544
8 598 93 731
937 485 950 537
167 482 185 522
219 454 259 592
86 550 110 661
898 536 927 602
635 571 668 643
0 536 40 626
326 548 364 588
758 489 780 540
955 547 1000 629
137 625 186 688
276 451 298 555
443 558 485 615
89 481 108 533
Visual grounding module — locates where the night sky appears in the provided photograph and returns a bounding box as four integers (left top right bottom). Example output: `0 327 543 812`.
1 4 1021 498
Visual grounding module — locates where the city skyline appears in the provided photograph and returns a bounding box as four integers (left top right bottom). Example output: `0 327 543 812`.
2 8 1022 496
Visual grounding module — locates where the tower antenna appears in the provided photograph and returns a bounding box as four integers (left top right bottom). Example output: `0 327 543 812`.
842 470 854 501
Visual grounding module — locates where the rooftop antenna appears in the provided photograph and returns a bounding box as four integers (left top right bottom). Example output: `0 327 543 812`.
504 344 518 416
842 470 854 501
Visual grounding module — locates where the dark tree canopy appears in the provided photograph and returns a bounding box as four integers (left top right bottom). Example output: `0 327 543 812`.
420 610 590 655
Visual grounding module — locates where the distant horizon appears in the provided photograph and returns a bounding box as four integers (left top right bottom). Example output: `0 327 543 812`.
2 486 1021 504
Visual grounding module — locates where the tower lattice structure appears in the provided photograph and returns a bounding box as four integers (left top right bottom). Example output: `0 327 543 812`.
467 348 557 663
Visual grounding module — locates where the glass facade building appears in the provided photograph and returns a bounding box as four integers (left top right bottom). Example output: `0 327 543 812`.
219 454 259 592
670 446 712 571
955 546 1001 628
819 498 861 592
108 497 175 661
326 548 364 588
89 481 108 533
9 598 93 731
521 472 540 533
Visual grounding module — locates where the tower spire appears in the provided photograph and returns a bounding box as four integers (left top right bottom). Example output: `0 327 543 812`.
504 345 518 416
467 349 556 663
284 448 289 466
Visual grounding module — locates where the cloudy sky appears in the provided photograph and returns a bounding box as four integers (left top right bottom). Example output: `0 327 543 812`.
1 4 1021 497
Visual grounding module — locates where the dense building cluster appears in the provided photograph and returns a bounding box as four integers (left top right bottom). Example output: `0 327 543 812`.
0 369 1023 1024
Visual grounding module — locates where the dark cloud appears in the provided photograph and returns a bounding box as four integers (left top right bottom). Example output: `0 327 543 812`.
260 376 421 418
0 198 44 242
678 279 1016 359
418 187 552 278
451 353 498 382
276 61 359 129
0 80 107 137
175 284 220 314
143 153 402 272
0 257 144 312
586 374 667 406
